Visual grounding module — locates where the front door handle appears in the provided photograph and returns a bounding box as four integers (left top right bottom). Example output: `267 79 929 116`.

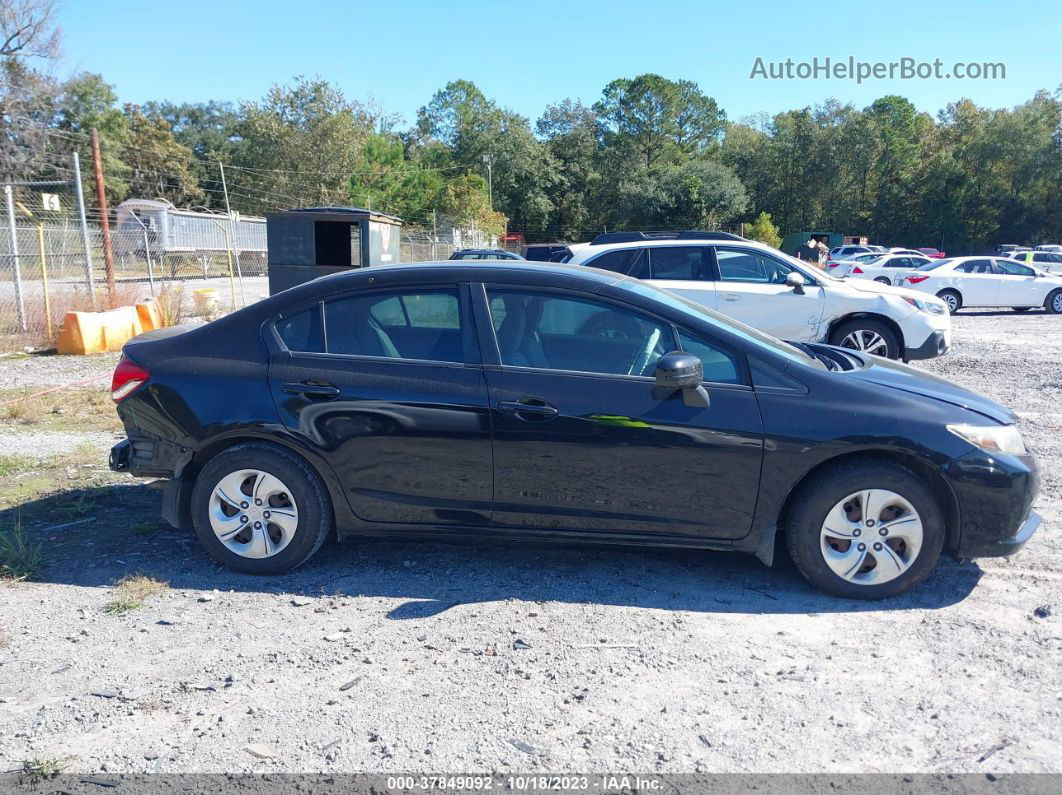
282 381 340 399
498 399 558 418
720 293 742 302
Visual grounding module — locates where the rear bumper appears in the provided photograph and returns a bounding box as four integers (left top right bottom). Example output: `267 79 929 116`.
905 328 951 360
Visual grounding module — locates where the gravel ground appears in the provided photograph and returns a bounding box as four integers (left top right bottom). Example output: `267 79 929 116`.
0 308 1059 776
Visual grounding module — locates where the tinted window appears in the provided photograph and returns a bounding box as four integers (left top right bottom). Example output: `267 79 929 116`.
586 249 636 274
487 290 675 377
958 259 992 274
324 289 463 362
677 329 741 384
648 247 704 280
276 305 324 353
716 248 795 284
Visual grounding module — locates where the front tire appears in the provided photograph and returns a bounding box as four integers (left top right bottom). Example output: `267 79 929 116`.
1046 289 1062 315
828 318 900 359
191 442 333 574
936 289 962 314
784 460 945 599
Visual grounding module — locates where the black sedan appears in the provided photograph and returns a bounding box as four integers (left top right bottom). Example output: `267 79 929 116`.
109 262 1041 599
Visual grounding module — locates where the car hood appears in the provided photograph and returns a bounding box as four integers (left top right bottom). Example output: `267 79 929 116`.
845 356 1013 424
841 278 925 299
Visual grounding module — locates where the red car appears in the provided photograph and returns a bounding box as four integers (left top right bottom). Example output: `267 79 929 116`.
917 247 947 259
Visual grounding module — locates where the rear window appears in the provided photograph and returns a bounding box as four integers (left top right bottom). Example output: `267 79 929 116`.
914 260 948 271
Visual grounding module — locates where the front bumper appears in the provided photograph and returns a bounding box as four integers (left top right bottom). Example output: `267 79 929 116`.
905 328 951 361
947 450 1041 558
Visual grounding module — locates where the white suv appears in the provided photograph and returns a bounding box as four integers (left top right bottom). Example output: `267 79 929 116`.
563 232 951 360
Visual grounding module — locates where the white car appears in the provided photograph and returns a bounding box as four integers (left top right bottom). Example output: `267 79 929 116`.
827 244 880 259
1008 250 1062 274
901 256 1062 314
1035 244 1062 253
837 252 932 284
563 232 951 360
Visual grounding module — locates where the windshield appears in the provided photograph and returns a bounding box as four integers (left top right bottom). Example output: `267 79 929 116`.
617 277 827 370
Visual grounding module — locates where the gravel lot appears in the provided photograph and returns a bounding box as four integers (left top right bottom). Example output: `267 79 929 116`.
0 308 1059 777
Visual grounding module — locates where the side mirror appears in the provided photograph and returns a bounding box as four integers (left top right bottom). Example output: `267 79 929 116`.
786 271 806 294
653 351 709 408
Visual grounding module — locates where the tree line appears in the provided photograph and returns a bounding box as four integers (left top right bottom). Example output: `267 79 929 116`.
2 3 1060 253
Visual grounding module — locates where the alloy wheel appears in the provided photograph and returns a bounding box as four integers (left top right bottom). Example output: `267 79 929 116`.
208 469 299 558
819 489 924 586
838 329 890 356
940 293 959 313
1053 292 1062 313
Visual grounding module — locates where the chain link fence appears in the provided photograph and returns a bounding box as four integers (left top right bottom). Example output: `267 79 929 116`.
0 205 497 350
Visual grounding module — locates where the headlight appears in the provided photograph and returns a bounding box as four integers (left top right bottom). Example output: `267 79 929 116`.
902 295 946 315
947 423 1027 455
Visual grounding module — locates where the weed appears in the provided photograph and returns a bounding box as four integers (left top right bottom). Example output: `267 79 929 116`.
130 520 159 536
0 517 43 581
0 454 34 477
103 574 169 614
156 283 186 326
20 757 65 783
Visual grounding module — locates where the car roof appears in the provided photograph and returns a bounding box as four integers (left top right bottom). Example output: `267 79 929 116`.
316 260 623 288
566 236 777 262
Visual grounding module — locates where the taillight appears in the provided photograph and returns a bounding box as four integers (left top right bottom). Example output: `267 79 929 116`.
851 267 864 274
906 275 930 284
826 261 839 268
111 356 151 402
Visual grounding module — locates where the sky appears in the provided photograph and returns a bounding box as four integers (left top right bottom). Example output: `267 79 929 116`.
57 0 1061 126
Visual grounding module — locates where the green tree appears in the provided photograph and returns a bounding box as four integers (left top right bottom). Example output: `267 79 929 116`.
438 173 505 237
231 77 373 212
122 105 204 207
348 133 442 219
55 72 130 204
744 211 782 248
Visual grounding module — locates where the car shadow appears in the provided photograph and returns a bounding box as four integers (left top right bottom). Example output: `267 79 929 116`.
954 308 1047 317
5 483 983 617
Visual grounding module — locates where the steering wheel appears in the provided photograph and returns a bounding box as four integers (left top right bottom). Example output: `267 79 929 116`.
628 327 661 376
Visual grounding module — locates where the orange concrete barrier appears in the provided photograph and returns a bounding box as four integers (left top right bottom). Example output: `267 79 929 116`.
136 300 161 332
57 305 144 355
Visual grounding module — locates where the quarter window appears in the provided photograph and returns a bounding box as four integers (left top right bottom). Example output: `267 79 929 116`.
487 290 675 377
276 306 324 353
586 248 638 274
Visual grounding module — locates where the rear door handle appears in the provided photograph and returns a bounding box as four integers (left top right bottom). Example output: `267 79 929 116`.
498 399 558 418
282 381 340 399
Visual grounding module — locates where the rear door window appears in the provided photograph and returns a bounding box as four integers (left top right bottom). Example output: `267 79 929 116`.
647 247 707 280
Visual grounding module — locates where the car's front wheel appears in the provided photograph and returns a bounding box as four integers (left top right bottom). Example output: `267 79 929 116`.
785 460 945 599
828 318 900 359
191 442 333 574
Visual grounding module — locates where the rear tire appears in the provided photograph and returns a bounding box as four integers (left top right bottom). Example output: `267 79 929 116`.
936 289 961 314
191 442 333 575
784 459 945 599
828 318 900 359
874 277 891 285
1046 289 1062 315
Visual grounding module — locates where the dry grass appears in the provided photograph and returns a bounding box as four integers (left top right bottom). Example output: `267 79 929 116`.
156 282 186 326
104 574 170 614
0 387 120 432
0 517 44 581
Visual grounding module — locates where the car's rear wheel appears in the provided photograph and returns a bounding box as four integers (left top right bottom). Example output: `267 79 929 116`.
936 289 962 314
828 318 900 359
874 276 891 285
191 442 333 574
785 460 945 599
1045 289 1062 315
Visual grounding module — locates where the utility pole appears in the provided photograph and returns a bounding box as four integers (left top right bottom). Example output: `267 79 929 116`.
90 128 116 307
72 152 96 308
431 209 438 260
482 153 493 209
218 161 246 307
